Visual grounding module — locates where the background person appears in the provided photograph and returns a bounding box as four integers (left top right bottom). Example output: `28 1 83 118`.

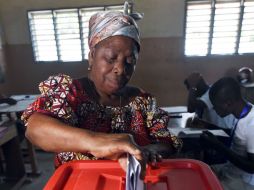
184 72 235 130
200 77 254 190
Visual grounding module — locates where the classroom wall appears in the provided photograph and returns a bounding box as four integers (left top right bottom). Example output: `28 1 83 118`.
0 21 6 83
0 0 253 106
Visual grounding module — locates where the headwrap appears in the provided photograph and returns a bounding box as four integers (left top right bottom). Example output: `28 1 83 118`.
88 11 140 50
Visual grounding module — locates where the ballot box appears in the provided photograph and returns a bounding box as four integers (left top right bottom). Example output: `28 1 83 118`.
44 159 223 190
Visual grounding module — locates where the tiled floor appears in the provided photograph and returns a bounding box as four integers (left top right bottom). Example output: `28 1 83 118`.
0 150 55 190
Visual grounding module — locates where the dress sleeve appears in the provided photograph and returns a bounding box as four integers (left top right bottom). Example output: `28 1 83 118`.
137 93 183 151
21 74 80 126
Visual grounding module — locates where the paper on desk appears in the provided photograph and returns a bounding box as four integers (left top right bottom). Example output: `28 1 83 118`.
182 129 229 137
161 106 187 113
169 128 229 138
126 154 144 190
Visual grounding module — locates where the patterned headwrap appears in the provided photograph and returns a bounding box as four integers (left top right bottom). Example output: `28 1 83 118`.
88 11 140 50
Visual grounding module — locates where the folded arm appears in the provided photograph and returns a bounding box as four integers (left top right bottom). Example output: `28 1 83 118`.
187 89 207 113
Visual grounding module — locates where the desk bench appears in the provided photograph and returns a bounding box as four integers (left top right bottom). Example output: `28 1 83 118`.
0 95 40 177
0 122 26 190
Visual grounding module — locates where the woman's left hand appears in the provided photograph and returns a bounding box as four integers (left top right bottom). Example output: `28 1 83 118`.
142 144 163 167
118 144 163 177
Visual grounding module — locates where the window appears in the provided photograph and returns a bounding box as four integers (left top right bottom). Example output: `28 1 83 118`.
185 0 254 56
28 5 125 62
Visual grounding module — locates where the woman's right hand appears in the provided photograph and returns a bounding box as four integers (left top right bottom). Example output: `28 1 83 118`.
89 133 146 179
89 133 142 159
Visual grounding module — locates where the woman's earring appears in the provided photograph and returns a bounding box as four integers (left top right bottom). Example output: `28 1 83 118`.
88 66 92 71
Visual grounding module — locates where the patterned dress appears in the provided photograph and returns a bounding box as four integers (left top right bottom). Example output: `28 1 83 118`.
22 74 182 167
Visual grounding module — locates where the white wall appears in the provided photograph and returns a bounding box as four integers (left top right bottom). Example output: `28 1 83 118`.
0 0 185 44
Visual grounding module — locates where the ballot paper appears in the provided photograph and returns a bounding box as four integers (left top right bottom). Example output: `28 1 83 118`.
126 154 144 190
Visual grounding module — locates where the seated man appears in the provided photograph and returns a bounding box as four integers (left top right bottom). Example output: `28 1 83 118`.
184 72 235 129
200 77 254 190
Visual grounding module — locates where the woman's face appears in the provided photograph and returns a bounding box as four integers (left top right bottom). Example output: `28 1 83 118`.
89 36 139 95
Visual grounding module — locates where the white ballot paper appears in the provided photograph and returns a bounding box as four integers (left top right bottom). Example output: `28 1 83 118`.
126 154 144 190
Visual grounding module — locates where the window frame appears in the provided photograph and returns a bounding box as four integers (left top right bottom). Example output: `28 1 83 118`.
184 0 254 57
27 3 130 63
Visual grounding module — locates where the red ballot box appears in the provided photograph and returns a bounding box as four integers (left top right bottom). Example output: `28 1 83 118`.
44 159 223 190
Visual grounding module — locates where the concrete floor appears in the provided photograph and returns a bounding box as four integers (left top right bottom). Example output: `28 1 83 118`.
20 151 55 190
0 150 55 190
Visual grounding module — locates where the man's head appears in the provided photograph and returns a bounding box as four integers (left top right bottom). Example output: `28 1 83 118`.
209 77 242 117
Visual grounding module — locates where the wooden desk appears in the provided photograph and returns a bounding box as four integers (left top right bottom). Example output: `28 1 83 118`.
163 108 228 164
0 95 38 113
167 113 195 129
160 106 194 129
0 122 26 190
0 95 40 177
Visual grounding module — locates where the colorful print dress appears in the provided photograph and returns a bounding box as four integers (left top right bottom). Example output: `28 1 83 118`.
22 74 182 167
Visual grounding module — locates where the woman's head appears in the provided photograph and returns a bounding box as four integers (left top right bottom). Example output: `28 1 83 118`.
88 11 140 50
87 11 140 95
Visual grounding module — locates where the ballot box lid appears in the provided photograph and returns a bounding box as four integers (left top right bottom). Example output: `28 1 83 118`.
44 159 223 190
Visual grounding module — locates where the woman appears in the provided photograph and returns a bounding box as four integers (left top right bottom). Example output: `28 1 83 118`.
22 11 182 170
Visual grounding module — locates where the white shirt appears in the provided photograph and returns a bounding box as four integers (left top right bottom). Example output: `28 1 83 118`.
229 105 254 186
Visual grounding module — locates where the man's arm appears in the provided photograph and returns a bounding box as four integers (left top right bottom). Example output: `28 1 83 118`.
215 143 254 173
184 73 208 113
200 131 254 173
187 88 207 113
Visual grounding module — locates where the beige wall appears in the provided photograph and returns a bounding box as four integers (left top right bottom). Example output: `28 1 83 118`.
0 0 254 106
0 0 184 44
